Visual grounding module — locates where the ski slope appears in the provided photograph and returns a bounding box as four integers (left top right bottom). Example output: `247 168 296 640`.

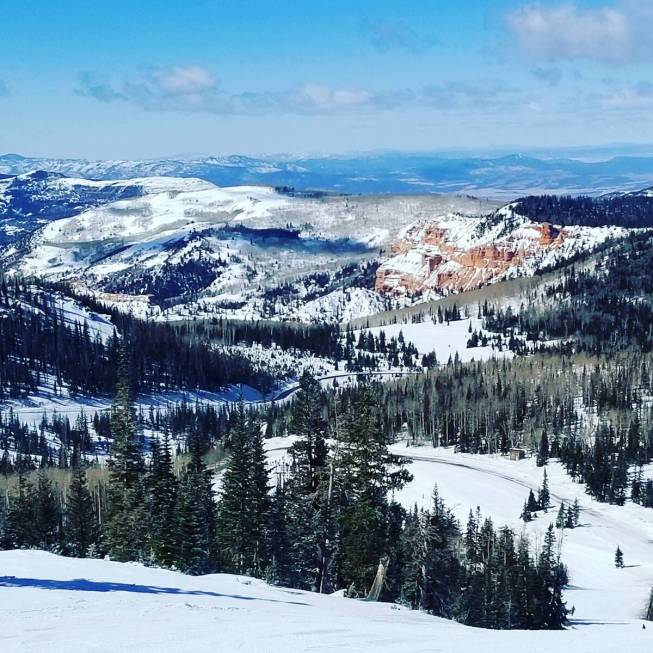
391 444 653 626
1 549 651 653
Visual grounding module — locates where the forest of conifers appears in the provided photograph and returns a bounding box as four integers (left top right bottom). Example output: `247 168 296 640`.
3 230 653 628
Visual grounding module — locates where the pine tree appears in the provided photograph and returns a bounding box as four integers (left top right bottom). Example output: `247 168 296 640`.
217 403 270 575
406 486 462 616
538 470 550 512
614 546 624 568
105 347 147 562
65 466 99 557
147 431 178 567
537 524 568 629
537 428 549 467
288 370 328 495
5 474 37 548
555 502 566 529
284 371 332 591
335 385 412 595
33 471 61 550
265 482 292 586
174 438 216 574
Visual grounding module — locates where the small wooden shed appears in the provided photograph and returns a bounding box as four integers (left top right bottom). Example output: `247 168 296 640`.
510 447 526 461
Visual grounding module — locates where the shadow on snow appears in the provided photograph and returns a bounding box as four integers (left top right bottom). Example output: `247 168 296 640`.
0 576 308 605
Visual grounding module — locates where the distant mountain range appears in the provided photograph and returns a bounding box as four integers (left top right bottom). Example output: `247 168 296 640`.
2 151 653 197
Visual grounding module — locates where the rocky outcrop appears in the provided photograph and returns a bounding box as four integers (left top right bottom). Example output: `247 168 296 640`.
375 211 573 296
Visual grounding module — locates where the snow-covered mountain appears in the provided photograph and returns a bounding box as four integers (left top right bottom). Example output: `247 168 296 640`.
1 171 649 322
3 151 653 196
0 171 148 245
375 205 631 296
0 175 496 322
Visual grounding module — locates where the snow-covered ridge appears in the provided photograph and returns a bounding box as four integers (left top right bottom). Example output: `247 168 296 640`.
1 173 496 323
376 205 632 297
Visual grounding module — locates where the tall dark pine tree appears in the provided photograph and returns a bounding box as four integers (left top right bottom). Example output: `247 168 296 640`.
217 403 270 575
265 481 292 586
5 474 37 548
335 384 412 596
174 438 217 574
285 371 331 591
537 428 550 467
401 485 461 616
537 524 568 629
614 546 624 568
65 466 99 557
147 431 178 567
33 471 62 550
288 371 328 494
105 347 147 562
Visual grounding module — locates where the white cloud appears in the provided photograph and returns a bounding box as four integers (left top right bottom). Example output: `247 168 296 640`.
153 66 217 96
77 69 382 115
292 84 372 111
506 3 633 63
76 67 527 117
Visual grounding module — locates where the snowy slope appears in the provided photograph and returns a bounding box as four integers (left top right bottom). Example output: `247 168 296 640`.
1 549 651 653
391 445 653 626
0 172 208 246
3 179 494 323
376 206 632 297
358 317 513 363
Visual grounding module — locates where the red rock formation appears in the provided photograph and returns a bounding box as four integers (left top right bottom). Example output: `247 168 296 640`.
375 217 569 296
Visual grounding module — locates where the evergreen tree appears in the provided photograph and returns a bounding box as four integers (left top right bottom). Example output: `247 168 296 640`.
614 546 624 568
217 403 270 575
65 466 99 557
105 348 147 562
538 471 551 512
265 482 292 586
33 471 61 550
174 438 216 574
288 370 328 495
537 428 549 467
5 474 37 548
335 385 412 596
147 432 178 567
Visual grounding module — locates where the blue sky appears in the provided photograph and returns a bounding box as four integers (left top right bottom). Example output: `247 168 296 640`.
1 0 653 158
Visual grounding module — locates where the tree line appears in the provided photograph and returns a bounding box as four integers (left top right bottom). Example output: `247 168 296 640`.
0 368 569 630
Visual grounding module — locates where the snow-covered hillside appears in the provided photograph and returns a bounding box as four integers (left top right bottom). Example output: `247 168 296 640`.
1 549 651 653
391 445 653 626
0 171 150 245
358 317 513 363
1 171 648 324
376 206 631 297
1 175 496 323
